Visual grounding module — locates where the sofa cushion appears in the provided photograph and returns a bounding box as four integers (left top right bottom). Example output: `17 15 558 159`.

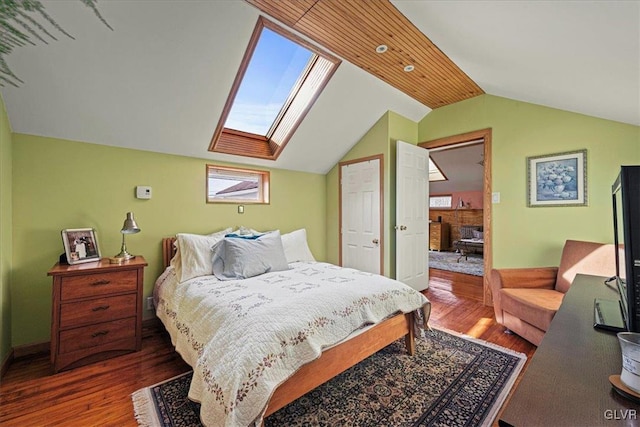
555 240 618 293
500 288 564 332
502 312 546 346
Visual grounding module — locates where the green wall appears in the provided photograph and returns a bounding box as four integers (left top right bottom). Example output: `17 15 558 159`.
326 111 418 278
0 95 12 365
419 94 640 268
6 94 640 352
11 134 327 347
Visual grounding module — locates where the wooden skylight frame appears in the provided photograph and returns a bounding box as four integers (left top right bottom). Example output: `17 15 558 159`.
209 17 341 160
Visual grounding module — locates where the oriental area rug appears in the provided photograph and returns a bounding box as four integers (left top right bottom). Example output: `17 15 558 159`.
132 328 526 427
429 251 484 277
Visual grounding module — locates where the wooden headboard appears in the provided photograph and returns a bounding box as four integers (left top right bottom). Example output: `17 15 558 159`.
162 237 177 269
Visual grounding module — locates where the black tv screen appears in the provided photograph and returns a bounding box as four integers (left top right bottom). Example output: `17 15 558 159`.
612 166 640 332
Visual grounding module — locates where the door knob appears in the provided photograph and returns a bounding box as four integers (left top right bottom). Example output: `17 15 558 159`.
394 225 407 231
372 238 379 245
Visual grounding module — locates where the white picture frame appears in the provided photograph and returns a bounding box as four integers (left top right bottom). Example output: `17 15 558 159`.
61 228 101 264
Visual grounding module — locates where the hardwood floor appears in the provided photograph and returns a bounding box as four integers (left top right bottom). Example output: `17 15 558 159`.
0 269 536 426
428 266 485 302
426 268 536 357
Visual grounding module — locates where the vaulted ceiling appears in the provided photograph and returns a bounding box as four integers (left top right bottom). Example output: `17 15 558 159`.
247 0 484 109
1 1 638 176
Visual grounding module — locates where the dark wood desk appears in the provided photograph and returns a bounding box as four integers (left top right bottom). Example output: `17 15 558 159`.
500 274 640 426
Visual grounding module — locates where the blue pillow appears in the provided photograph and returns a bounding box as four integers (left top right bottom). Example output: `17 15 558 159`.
224 233 262 240
212 230 289 280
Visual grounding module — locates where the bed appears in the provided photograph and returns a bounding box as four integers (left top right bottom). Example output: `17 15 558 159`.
154 229 430 426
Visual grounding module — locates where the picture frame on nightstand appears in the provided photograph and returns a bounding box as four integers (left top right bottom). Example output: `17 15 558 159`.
61 228 101 264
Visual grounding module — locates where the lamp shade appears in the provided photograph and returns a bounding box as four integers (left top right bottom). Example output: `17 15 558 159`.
121 212 140 234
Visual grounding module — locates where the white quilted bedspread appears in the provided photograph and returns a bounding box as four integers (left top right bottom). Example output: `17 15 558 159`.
154 261 430 427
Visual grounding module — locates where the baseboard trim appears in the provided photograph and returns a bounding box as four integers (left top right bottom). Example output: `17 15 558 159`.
1 341 48 381
1 348 14 379
13 341 49 359
2 318 162 378
142 317 163 337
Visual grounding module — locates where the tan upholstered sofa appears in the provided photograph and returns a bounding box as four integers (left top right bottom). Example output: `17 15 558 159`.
490 240 617 346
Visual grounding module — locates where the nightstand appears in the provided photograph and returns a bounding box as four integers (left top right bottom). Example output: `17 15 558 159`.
429 222 450 251
47 256 147 373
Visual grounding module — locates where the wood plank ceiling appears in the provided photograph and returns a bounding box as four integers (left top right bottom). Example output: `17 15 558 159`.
246 0 484 109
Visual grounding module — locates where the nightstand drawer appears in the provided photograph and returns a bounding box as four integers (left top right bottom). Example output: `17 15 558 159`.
60 294 137 328
61 270 137 300
58 317 136 354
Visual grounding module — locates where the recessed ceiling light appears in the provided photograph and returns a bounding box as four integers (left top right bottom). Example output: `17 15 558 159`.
376 44 388 54
404 64 415 72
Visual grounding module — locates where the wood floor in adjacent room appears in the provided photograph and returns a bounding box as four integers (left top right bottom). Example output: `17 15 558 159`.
0 268 536 426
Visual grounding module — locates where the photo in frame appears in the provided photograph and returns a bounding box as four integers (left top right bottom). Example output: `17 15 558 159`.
527 149 587 207
61 228 101 264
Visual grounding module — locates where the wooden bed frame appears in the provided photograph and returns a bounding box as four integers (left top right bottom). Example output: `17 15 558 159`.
160 237 416 417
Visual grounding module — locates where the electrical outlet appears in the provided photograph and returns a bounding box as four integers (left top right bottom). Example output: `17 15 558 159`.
146 296 154 311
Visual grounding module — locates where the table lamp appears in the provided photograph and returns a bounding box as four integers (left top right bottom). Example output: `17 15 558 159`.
114 212 140 260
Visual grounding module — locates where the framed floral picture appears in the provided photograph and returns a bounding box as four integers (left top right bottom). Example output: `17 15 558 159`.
61 228 101 264
527 149 587 207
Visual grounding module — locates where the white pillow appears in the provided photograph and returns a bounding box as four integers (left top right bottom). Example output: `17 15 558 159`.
172 228 232 282
281 228 315 263
232 226 263 237
212 230 289 280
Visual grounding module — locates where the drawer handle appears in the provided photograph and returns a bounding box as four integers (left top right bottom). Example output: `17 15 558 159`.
91 330 109 338
92 305 110 312
90 280 111 286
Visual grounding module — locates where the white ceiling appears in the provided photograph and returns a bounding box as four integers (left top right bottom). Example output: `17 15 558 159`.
393 0 640 127
1 1 638 177
430 143 485 194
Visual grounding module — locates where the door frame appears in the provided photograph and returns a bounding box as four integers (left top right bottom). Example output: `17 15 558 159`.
419 128 493 306
338 154 384 275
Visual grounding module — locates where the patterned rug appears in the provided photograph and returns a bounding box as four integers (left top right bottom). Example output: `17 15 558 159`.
132 328 525 427
429 251 484 277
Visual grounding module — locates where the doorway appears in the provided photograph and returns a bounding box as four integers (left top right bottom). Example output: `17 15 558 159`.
420 129 493 306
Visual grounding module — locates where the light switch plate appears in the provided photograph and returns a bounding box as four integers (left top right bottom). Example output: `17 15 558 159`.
492 192 500 203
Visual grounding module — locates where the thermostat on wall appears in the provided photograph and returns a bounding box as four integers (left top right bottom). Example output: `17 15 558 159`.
136 186 152 199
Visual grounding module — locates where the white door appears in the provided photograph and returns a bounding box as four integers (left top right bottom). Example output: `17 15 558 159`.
396 141 429 291
341 159 381 274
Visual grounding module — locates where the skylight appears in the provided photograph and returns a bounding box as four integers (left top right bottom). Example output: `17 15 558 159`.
210 17 340 160
225 29 312 135
429 157 447 181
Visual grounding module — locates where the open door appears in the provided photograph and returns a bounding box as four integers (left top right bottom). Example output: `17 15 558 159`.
396 141 429 291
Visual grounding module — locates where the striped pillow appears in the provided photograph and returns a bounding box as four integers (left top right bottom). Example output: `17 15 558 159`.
460 226 481 239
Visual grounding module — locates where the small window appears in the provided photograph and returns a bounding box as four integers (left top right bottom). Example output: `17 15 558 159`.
206 165 270 204
429 195 452 208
